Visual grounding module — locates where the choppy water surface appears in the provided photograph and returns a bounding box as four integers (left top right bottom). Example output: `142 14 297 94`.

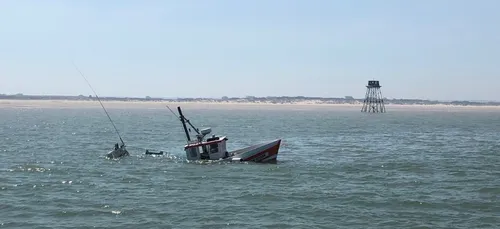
0 106 499 228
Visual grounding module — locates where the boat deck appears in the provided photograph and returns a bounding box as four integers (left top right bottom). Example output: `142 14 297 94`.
230 141 269 157
229 139 280 158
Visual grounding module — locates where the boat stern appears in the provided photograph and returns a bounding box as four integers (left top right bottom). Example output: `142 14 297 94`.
233 139 281 163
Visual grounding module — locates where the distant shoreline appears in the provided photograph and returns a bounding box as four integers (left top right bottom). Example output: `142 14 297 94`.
1 94 498 107
1 99 500 111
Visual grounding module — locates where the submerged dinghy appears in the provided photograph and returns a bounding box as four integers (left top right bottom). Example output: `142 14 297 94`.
106 143 130 159
145 149 164 155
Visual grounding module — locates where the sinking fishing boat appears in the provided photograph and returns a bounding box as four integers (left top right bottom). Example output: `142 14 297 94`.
174 106 281 163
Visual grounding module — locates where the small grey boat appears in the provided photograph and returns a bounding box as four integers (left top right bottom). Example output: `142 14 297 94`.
106 143 130 159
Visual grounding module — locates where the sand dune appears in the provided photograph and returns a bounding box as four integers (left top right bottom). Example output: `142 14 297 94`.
1 99 499 111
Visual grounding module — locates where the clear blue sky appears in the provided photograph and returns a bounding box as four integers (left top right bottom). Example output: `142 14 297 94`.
0 0 498 101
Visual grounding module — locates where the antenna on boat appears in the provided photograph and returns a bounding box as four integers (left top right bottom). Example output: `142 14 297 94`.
175 106 202 142
72 62 125 147
166 105 178 118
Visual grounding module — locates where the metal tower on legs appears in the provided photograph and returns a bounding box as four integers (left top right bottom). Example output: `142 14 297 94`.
361 80 386 113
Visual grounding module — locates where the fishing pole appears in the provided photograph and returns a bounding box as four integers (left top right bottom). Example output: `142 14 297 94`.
72 62 125 147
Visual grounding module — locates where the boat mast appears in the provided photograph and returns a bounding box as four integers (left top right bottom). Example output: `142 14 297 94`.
177 106 191 142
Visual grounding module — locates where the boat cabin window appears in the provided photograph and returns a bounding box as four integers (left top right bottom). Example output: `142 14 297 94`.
209 143 219 154
188 147 198 158
207 136 219 142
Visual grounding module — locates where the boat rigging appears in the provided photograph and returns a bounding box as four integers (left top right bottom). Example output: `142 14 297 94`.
72 62 129 159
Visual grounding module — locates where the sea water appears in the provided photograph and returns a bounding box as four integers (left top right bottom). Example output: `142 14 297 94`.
0 106 499 228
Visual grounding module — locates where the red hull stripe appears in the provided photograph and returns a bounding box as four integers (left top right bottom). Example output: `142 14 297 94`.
185 138 226 149
242 140 281 162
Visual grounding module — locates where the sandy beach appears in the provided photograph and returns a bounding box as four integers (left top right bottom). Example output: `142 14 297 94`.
1 99 500 111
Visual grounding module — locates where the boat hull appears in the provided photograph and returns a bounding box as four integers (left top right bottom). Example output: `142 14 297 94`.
229 139 281 163
106 148 130 159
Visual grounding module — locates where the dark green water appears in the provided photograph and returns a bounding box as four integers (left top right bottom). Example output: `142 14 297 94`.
1 107 499 228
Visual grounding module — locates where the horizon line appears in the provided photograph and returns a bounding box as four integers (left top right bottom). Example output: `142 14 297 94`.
0 93 498 103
